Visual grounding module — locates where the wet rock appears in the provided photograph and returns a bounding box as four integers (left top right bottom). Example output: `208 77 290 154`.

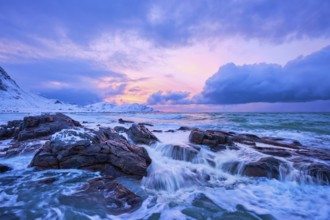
189 129 232 147
30 127 151 179
167 144 200 161
152 130 162 133
0 164 12 173
60 177 141 215
17 113 81 141
258 149 292 158
0 113 81 142
118 118 134 124
306 163 330 185
165 129 175 133
0 139 46 158
114 126 128 133
189 129 205 144
127 124 159 145
242 157 288 179
210 144 227 152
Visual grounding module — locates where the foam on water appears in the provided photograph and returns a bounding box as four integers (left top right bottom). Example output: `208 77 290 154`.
1 112 330 219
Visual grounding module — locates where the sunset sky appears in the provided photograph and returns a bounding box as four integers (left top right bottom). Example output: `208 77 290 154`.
1 0 330 111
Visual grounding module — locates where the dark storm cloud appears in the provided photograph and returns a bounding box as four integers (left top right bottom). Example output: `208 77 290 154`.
147 91 191 105
197 45 330 104
1 0 330 48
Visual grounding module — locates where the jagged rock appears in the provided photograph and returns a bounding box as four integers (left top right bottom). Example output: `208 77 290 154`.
127 124 159 145
0 113 81 157
0 164 12 173
118 118 134 124
30 127 151 179
0 113 81 141
17 113 81 141
60 177 141 215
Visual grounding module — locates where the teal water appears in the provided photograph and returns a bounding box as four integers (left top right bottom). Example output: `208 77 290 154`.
0 112 330 219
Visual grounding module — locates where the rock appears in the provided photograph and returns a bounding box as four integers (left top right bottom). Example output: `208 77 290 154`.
0 139 47 158
114 126 128 133
189 129 232 147
258 149 292 158
16 113 81 141
241 157 288 179
30 127 151 179
127 124 159 145
306 163 330 185
118 118 134 124
165 129 175 133
0 113 80 141
0 113 81 157
38 177 58 184
177 126 194 131
60 177 141 215
152 130 162 133
138 122 153 127
210 144 227 152
166 144 200 161
189 129 205 144
0 164 12 173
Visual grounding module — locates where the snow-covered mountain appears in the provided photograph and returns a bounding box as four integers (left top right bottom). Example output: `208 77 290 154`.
0 67 81 113
0 67 154 113
84 102 154 112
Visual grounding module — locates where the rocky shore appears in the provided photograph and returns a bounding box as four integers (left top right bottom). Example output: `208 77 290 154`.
1 113 330 215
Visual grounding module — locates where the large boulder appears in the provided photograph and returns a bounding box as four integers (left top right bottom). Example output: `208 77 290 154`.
127 124 159 145
30 127 151 179
0 113 81 141
0 113 81 158
17 113 81 141
60 177 141 215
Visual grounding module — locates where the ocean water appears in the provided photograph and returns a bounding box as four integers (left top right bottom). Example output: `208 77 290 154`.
0 112 330 220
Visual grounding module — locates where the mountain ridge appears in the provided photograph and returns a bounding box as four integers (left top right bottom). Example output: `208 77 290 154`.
0 67 154 113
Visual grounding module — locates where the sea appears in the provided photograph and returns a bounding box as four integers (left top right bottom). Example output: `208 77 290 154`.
0 112 330 220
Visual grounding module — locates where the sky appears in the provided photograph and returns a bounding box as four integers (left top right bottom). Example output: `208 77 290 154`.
1 0 330 111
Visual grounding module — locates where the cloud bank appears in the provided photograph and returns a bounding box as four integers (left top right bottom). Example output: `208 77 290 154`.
197 45 330 104
147 91 191 105
148 45 330 105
